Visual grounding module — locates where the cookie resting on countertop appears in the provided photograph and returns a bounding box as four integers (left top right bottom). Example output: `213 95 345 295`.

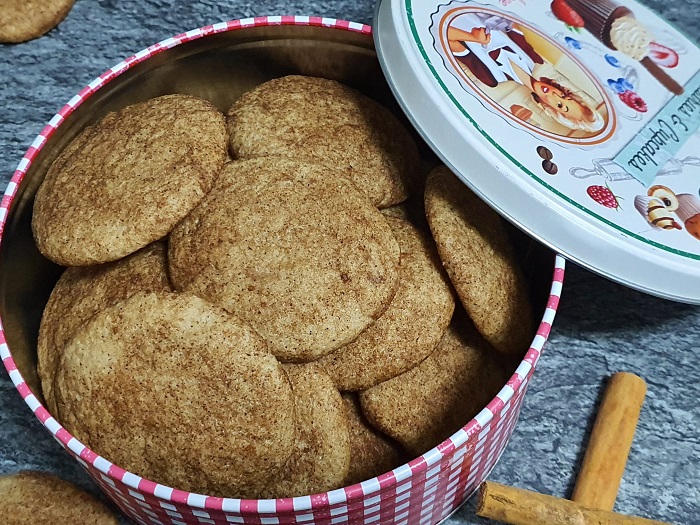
32 94 227 266
37 242 172 416
227 75 420 208
359 318 507 457
0 471 118 525
260 364 350 498
424 166 534 355
53 292 295 499
316 216 455 391
168 157 401 362
0 0 75 43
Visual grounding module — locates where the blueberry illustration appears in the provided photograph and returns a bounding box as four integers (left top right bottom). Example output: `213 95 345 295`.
607 78 625 93
619 78 634 91
564 36 581 50
605 54 621 67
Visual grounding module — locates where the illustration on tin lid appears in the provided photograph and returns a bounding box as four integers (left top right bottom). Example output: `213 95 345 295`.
418 0 700 265
634 185 700 240
560 0 685 95
434 5 616 142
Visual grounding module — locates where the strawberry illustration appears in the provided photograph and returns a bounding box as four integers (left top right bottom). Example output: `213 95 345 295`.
551 0 584 28
619 90 648 113
648 42 679 68
587 184 622 210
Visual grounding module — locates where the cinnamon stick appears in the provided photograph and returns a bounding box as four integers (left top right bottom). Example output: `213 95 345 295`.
477 482 672 525
571 372 647 510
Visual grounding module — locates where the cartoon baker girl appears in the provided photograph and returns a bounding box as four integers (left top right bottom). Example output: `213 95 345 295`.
447 12 604 133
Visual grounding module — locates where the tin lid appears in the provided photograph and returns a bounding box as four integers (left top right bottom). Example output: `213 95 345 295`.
374 0 700 303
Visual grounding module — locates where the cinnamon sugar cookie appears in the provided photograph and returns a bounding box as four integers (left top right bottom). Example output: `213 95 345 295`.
424 166 534 355
0 0 75 43
0 471 118 524
37 242 171 415
261 364 350 497
359 318 507 456
54 292 295 498
227 75 419 208
342 393 405 486
169 158 400 362
32 94 227 266
317 216 454 390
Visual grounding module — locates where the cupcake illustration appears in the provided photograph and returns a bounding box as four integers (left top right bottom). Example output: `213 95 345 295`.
553 0 684 95
634 185 681 230
636 185 700 240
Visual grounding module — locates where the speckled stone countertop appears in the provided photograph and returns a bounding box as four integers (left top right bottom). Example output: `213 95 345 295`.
1 1 699 524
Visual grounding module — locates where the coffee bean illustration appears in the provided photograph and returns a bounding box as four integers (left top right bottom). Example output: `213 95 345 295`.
542 159 558 174
537 146 553 160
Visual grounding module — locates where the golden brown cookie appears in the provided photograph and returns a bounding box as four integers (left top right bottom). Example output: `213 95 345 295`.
316 217 454 391
227 75 419 208
359 318 507 457
37 242 171 416
32 94 227 266
168 158 400 362
0 0 75 43
380 204 412 221
342 393 405 486
380 193 431 233
54 292 295 498
261 364 350 498
0 471 118 524
424 166 534 355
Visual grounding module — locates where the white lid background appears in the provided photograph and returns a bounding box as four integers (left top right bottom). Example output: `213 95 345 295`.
375 0 700 303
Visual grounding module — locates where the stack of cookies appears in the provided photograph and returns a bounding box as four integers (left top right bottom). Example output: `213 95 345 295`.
32 75 535 499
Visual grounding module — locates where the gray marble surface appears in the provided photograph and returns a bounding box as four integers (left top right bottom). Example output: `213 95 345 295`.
0 1 699 524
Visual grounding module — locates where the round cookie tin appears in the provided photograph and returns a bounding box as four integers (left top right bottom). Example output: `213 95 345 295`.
374 0 700 303
0 16 565 525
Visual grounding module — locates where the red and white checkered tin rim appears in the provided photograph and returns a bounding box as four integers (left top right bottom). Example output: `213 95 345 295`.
0 16 566 525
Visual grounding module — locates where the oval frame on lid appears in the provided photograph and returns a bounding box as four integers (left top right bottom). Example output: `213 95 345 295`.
432 4 618 145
